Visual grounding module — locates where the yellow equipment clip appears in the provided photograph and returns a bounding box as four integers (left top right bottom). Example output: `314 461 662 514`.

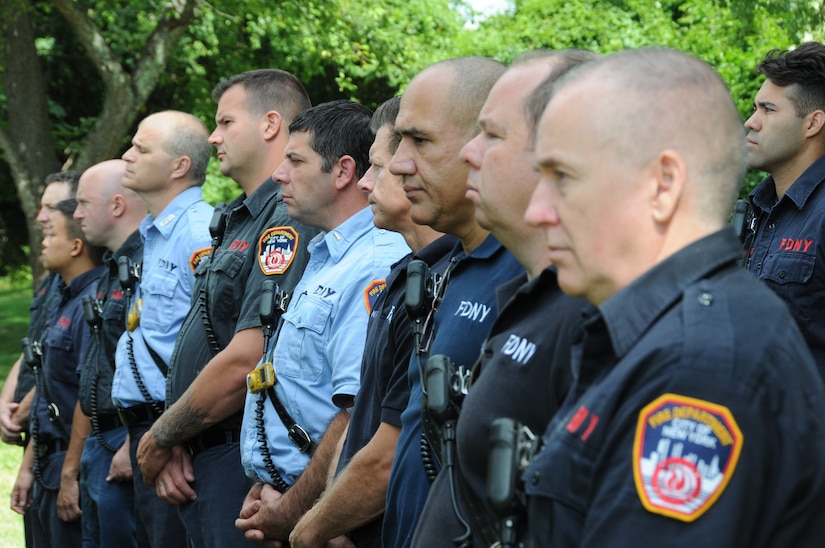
247 361 276 393
127 298 142 332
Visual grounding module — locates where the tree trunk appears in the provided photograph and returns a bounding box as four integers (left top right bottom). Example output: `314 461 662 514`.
0 0 61 284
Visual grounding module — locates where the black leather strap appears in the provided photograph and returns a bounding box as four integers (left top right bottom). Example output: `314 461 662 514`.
266 386 316 454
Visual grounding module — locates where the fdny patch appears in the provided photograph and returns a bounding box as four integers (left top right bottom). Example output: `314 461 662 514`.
363 280 386 314
633 393 743 522
258 227 298 275
190 247 211 272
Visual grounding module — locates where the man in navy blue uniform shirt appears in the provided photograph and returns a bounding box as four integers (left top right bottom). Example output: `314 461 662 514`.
742 42 825 376
412 49 594 547
12 199 105 547
74 159 146 548
382 57 526 548
288 98 453 547
521 47 825 546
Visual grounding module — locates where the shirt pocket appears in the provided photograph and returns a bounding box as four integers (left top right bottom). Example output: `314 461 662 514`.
43 324 77 382
523 429 597 538
208 250 244 323
278 293 332 382
762 251 815 286
141 272 179 332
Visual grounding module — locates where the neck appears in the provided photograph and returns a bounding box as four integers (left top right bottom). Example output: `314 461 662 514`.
456 223 489 255
770 148 825 200
59 258 96 286
401 225 443 255
493 229 549 280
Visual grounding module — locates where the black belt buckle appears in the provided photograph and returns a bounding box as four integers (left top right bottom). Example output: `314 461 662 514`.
287 424 314 453
117 407 136 428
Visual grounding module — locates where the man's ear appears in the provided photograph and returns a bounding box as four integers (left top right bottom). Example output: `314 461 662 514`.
70 238 84 258
649 149 686 224
111 194 126 218
334 155 357 190
172 156 193 181
263 110 283 141
805 109 825 138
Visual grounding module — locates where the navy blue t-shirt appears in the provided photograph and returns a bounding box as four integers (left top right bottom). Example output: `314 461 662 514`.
383 235 523 547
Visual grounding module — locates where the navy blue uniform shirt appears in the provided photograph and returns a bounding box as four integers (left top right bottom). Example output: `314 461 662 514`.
15 273 63 402
413 267 586 547
338 234 457 547
78 230 143 418
524 229 825 547
384 235 524 548
744 155 825 376
32 266 105 443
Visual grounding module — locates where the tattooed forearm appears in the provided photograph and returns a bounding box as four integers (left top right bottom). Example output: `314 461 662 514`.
152 399 209 448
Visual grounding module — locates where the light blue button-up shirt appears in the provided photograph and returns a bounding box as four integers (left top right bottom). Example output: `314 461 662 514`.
112 186 213 408
241 206 409 484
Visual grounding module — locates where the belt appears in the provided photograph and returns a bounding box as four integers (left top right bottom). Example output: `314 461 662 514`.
33 437 67 458
117 402 164 428
186 427 241 456
94 413 123 434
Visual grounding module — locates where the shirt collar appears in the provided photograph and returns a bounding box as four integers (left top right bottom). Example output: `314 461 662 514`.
598 228 740 357
62 265 105 301
310 206 377 262
750 155 825 211
240 178 280 218
141 186 205 238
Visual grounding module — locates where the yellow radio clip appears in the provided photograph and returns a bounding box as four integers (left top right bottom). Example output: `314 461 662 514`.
247 361 276 393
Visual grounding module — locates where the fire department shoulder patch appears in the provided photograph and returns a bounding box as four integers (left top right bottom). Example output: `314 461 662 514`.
258 226 298 275
190 247 211 271
633 393 743 522
363 279 386 314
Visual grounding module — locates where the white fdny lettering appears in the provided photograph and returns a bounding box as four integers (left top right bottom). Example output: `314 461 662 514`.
157 258 178 272
386 305 395 323
314 286 336 298
501 334 537 364
454 301 491 323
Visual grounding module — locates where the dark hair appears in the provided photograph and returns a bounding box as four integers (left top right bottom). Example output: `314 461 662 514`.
370 96 402 153
53 198 106 265
289 100 374 179
212 69 312 125
41 170 81 200
523 49 598 143
758 42 825 117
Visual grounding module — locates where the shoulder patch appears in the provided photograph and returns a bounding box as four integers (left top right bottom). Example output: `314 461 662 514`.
190 247 212 272
363 279 386 314
258 226 298 275
633 393 743 522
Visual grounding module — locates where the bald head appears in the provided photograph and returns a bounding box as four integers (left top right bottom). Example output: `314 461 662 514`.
75 159 146 251
421 57 507 139
141 111 212 185
557 48 746 223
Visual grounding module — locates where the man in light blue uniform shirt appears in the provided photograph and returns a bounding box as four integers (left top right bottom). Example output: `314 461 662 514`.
112 110 214 548
235 100 409 545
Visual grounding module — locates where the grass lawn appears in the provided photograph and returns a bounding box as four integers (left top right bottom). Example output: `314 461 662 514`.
0 280 35 545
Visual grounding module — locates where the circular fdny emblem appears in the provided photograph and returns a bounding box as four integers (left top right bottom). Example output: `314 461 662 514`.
632 393 743 522
652 457 702 504
258 226 298 275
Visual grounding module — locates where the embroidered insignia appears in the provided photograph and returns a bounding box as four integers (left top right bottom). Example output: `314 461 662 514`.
190 247 211 272
633 393 743 522
258 227 298 275
363 280 386 314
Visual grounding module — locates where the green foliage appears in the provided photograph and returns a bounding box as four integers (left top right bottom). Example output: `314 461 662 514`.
202 159 244 206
